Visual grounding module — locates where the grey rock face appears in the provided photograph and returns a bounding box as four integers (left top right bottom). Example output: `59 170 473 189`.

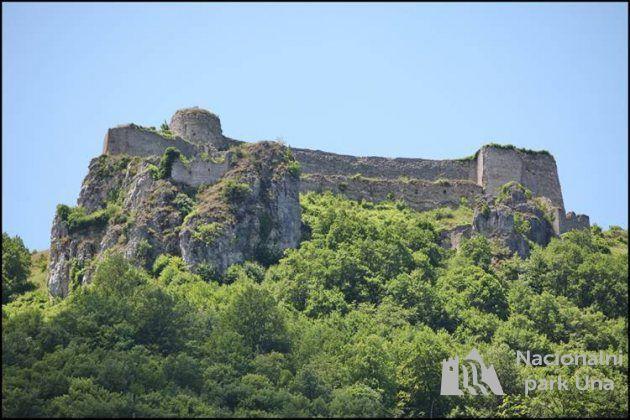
179 142 302 275
473 205 530 258
472 183 556 258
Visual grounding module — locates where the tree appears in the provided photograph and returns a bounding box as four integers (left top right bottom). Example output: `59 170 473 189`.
223 284 290 354
2 233 33 303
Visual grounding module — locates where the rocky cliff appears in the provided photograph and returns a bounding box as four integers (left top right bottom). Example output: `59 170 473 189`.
49 140 300 298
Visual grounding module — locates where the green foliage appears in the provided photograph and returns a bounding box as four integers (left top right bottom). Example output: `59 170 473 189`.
173 193 194 216
224 283 290 354
2 233 33 303
135 239 154 268
56 203 121 233
150 147 184 180
532 197 557 224
477 199 491 217
192 222 223 244
484 143 551 156
420 205 474 231
221 180 252 203
200 151 226 163
266 192 443 314
521 229 628 318
287 160 301 177
496 181 533 204
514 212 531 235
2 196 628 418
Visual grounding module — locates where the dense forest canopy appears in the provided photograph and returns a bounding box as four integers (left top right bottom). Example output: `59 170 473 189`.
2 193 628 417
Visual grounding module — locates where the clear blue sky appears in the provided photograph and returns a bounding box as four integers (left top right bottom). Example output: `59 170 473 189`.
2 3 628 250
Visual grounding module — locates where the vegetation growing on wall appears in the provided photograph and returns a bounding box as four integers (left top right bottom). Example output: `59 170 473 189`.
148 147 187 180
484 143 551 156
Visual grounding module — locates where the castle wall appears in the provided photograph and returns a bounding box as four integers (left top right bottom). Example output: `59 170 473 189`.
300 173 483 211
101 122 567 218
477 146 565 210
559 211 590 234
103 125 199 158
520 153 565 211
171 158 230 187
292 148 477 181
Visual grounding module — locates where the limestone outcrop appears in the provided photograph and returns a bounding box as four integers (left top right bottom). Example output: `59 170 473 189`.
49 140 301 297
472 182 557 258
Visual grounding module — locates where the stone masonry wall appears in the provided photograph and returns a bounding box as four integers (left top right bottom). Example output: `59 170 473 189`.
292 148 478 181
101 109 577 226
171 158 231 187
559 211 590 233
300 173 483 211
103 125 198 158
477 146 565 210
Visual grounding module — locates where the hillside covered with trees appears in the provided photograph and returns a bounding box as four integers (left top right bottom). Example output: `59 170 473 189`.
2 193 628 417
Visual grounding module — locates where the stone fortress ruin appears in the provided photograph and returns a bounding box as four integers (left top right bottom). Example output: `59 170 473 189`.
103 107 589 235
49 106 590 297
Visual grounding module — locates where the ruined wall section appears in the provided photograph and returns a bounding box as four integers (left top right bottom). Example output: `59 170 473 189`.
477 146 565 210
292 148 478 181
300 173 482 212
520 152 565 211
171 157 231 187
559 211 590 234
103 125 199 158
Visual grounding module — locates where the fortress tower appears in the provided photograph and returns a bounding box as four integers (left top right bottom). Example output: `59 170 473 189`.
169 107 228 149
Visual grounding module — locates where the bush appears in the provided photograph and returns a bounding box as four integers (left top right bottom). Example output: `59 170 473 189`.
221 180 252 203
173 193 194 216
496 181 532 204
513 213 531 235
150 147 184 180
57 204 121 233
287 161 301 177
193 222 223 244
